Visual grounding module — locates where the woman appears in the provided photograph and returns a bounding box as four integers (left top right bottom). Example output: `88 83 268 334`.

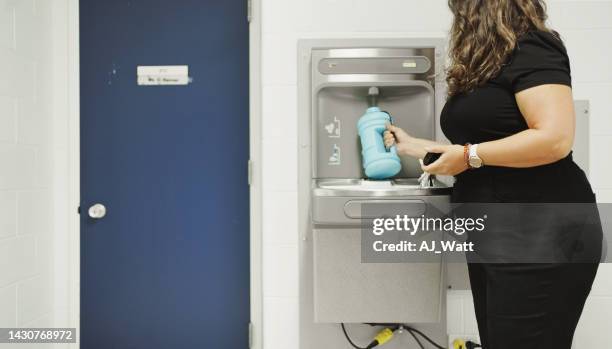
384 1 601 348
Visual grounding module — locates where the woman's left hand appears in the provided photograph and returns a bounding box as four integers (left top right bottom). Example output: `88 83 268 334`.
421 144 469 176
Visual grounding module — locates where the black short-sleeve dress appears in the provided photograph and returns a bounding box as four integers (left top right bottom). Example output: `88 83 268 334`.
440 31 601 349
441 30 595 204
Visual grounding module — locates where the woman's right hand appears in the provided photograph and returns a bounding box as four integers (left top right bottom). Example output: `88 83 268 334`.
384 124 433 159
384 124 413 154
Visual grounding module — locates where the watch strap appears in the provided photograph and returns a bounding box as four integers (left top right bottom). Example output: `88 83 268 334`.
464 143 471 168
469 144 479 159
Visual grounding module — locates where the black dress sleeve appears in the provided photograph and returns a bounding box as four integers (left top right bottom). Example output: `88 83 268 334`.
501 30 572 93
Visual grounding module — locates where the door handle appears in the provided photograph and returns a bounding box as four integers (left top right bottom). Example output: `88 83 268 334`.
88 203 107 219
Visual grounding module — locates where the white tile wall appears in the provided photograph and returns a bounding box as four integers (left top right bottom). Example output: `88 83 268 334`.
0 145 39 190
17 190 51 236
262 85 298 141
0 2 15 52
572 83 612 136
261 34 299 86
548 2 612 31
17 97 45 145
261 0 311 34
0 0 72 334
0 236 38 287
0 285 17 327
13 0 41 59
446 291 480 347
591 264 612 297
0 191 17 239
263 297 299 349
0 51 37 98
564 31 612 84
446 291 464 335
262 139 298 192
0 96 17 142
462 296 478 335
263 245 298 298
16 275 53 326
574 296 612 348
596 189 612 203
590 135 612 189
260 0 612 348
262 191 299 246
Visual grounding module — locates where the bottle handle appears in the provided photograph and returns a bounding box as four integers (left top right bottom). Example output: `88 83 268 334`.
382 111 396 154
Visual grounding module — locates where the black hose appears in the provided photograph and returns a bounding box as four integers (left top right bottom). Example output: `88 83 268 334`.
404 326 446 349
342 322 447 349
405 328 425 349
340 323 370 349
364 322 446 348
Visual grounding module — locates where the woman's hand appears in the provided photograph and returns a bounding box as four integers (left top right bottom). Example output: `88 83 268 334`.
384 124 429 158
421 144 469 176
383 124 412 151
384 124 441 159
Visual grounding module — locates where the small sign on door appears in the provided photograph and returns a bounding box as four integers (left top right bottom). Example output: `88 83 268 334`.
137 65 190 86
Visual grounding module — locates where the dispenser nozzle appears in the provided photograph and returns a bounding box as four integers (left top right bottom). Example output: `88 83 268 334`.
368 87 380 107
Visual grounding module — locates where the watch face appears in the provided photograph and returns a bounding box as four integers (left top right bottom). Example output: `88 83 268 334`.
469 157 483 168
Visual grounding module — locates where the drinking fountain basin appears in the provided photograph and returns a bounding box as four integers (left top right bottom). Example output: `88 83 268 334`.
314 178 452 197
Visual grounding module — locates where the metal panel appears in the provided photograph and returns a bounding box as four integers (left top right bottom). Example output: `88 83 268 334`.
311 47 437 180
298 38 450 349
313 228 443 323
314 84 435 178
343 199 426 219
573 100 590 176
310 181 451 322
318 56 431 75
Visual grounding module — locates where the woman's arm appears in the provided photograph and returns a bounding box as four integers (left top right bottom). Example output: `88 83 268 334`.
383 124 443 159
387 84 576 176
476 84 575 167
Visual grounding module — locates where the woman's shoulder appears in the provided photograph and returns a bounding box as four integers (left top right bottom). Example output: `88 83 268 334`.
495 29 571 92
514 30 568 59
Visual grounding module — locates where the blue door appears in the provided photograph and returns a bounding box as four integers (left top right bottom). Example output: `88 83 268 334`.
80 1 250 348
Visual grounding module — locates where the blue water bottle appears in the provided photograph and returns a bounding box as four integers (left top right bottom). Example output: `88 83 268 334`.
357 102 402 179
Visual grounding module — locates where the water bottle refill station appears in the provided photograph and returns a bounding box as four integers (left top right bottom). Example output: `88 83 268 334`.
298 39 455 348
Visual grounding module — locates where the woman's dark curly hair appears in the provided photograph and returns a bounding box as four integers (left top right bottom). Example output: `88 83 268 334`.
446 0 557 96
